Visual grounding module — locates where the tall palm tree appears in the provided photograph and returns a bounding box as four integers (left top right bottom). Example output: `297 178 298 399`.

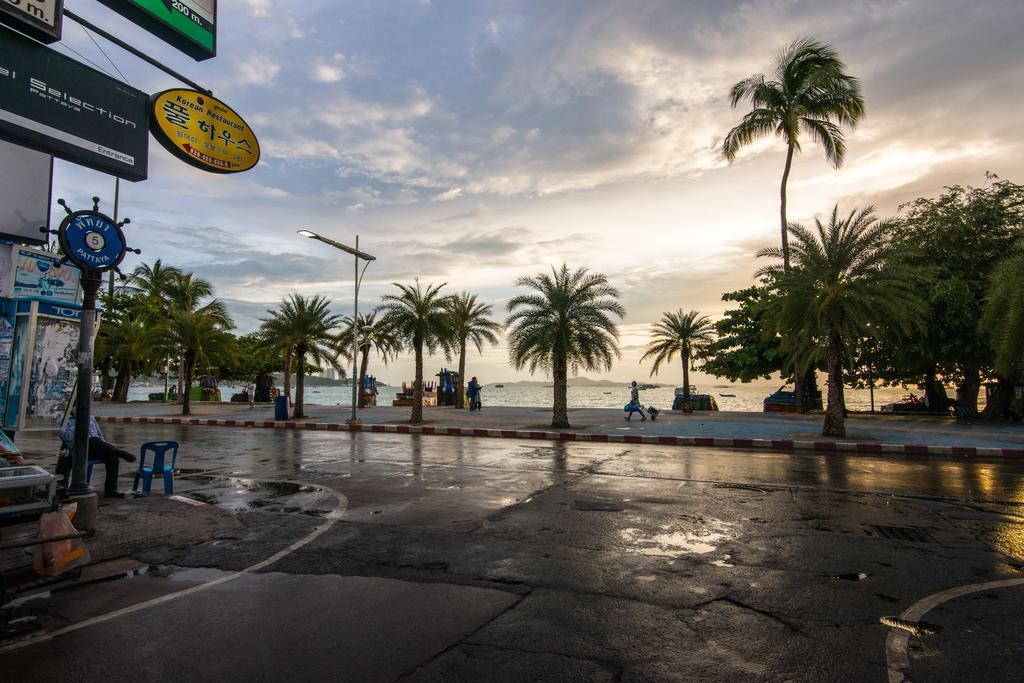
980 243 1024 418
379 281 452 424
163 302 234 415
445 293 502 409
166 272 219 398
760 206 922 437
336 311 400 408
265 294 345 419
259 312 299 407
128 259 183 306
506 265 624 429
641 310 716 413
723 37 865 272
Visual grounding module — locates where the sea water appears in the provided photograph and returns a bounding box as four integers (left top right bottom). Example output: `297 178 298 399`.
126 382 926 412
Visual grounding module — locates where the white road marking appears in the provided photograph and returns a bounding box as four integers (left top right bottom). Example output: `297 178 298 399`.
884 577 1024 683
0 480 348 655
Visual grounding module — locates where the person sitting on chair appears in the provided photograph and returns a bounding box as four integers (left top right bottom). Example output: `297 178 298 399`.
57 413 136 498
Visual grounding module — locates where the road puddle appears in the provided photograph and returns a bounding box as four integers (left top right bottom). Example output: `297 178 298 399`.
619 520 734 557
176 477 334 516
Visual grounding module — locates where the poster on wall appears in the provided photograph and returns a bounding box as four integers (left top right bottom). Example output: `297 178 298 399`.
0 310 13 422
25 316 78 430
13 248 81 303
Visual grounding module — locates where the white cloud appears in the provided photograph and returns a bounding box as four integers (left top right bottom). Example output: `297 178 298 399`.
235 54 281 87
240 0 272 19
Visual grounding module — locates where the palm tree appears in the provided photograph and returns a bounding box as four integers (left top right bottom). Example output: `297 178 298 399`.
760 206 922 437
105 311 162 402
723 37 865 272
259 312 299 407
641 310 716 413
129 259 183 306
980 243 1024 418
264 294 345 419
379 281 452 424
445 293 502 409
165 272 219 398
163 302 234 415
506 265 624 428
336 311 400 408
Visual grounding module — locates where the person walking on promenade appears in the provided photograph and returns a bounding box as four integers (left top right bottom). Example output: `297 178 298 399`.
245 380 256 408
467 376 482 411
625 381 646 421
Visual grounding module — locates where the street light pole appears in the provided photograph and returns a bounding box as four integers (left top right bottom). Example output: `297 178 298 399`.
352 236 359 422
297 230 376 423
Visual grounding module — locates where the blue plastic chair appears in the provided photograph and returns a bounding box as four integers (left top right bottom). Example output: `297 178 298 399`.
132 441 180 494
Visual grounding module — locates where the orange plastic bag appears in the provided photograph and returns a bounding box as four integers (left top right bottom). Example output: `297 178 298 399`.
32 504 90 577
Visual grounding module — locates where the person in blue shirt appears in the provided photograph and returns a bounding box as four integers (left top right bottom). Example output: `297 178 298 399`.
58 413 136 498
467 377 482 411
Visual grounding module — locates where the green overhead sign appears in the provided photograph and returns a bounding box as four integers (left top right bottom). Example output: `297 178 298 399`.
97 0 216 61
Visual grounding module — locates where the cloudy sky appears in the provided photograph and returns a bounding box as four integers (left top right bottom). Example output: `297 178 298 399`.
48 0 1024 385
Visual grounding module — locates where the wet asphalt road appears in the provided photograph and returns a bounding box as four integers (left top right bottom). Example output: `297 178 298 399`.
5 425 1024 681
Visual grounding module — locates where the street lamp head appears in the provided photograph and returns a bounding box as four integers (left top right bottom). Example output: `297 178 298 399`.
297 229 318 239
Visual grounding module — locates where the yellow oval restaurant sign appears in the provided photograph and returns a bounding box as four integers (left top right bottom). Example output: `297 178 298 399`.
150 89 260 174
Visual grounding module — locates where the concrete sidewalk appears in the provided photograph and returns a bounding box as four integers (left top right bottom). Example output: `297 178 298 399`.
91 401 1024 452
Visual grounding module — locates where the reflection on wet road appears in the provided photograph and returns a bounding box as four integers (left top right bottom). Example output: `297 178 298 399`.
87 424 1024 505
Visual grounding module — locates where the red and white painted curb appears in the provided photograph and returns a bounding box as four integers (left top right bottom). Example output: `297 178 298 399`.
94 415 1024 458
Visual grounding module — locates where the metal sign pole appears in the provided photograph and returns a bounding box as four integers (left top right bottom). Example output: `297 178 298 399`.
68 270 101 500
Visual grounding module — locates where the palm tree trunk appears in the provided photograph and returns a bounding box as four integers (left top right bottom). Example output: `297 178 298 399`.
177 357 185 402
293 346 306 418
455 339 467 409
780 141 807 412
181 352 195 416
956 367 980 414
681 348 692 413
822 330 846 437
780 142 794 273
283 348 292 408
552 348 569 428
113 357 132 402
982 375 1015 420
411 337 423 424
357 344 370 408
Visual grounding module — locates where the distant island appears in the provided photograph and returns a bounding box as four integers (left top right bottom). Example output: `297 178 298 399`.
486 377 661 388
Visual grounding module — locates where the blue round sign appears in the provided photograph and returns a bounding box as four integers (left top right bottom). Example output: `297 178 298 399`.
58 211 128 272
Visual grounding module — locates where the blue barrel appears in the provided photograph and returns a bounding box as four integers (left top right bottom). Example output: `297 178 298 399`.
274 395 289 420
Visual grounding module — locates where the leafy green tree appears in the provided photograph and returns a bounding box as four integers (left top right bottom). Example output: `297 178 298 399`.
506 265 624 428
700 285 786 382
641 310 715 412
723 37 865 272
217 333 285 402
163 302 234 416
95 292 161 402
380 281 452 424
445 293 502 409
885 176 1024 410
263 294 345 419
336 311 400 408
761 206 923 437
980 242 1024 418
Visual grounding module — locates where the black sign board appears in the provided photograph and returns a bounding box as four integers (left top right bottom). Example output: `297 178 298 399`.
0 28 149 181
0 0 63 43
